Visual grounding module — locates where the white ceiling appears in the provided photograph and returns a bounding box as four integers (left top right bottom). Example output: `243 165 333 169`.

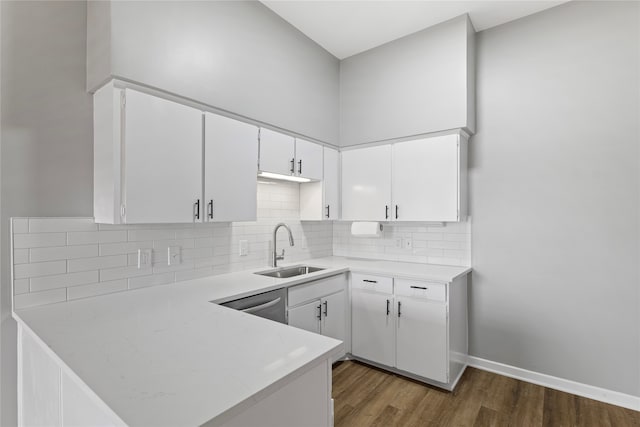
262 1 569 59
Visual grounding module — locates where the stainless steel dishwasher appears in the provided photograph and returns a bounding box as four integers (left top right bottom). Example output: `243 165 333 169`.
219 288 287 324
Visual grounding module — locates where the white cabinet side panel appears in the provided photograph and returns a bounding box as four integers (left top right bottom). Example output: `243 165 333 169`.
259 128 295 175
19 327 61 427
204 112 259 222
124 89 203 223
341 145 392 221
219 361 330 427
93 82 121 224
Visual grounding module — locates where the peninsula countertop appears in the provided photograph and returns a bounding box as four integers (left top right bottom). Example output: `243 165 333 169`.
13 256 471 426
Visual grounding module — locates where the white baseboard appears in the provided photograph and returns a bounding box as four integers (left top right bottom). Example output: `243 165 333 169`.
467 356 640 412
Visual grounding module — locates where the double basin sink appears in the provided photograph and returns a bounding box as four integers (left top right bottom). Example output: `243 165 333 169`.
255 265 325 279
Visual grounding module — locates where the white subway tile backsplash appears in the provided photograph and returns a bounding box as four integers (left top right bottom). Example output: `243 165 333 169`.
14 261 66 279
14 279 29 295
100 242 151 256
14 289 67 309
67 230 128 245
100 265 153 282
128 229 176 242
67 280 128 301
29 217 97 232
12 218 29 234
13 249 29 264
128 273 175 290
68 255 128 273
30 245 99 262
14 233 67 249
30 271 99 292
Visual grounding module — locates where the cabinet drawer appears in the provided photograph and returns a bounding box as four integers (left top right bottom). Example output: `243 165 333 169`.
351 273 393 294
288 273 346 307
395 279 446 302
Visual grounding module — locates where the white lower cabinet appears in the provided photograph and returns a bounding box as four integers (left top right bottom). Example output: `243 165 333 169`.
351 290 395 367
288 274 348 361
396 296 448 383
350 273 468 390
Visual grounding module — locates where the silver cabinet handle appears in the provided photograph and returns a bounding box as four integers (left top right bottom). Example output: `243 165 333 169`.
290 158 295 174
241 297 281 314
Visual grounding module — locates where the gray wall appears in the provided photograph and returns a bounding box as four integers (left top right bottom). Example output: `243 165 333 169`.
0 1 93 424
470 0 639 396
340 15 474 146
88 1 340 144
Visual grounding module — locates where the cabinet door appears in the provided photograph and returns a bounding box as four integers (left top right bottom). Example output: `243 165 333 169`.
288 300 321 334
323 147 340 220
321 290 345 342
396 297 448 383
259 128 295 176
204 113 258 222
392 135 459 221
295 138 323 180
351 290 395 367
341 145 392 221
124 89 202 223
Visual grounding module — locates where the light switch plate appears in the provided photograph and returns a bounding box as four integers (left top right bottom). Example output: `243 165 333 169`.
168 246 181 265
137 248 152 269
239 240 248 256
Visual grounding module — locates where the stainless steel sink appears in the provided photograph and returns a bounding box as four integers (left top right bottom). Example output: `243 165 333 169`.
255 265 325 279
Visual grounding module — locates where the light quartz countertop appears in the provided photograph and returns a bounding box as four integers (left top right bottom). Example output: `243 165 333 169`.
13 256 470 426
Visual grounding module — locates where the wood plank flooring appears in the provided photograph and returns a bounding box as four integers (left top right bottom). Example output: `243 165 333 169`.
332 361 639 427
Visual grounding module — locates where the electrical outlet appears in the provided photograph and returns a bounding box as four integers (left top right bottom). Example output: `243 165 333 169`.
137 248 152 269
239 240 248 256
395 238 402 248
167 246 181 266
403 238 413 250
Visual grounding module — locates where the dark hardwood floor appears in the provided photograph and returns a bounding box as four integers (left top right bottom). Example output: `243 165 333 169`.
332 361 640 427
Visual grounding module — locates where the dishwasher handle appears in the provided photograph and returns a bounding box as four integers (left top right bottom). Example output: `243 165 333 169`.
240 297 282 314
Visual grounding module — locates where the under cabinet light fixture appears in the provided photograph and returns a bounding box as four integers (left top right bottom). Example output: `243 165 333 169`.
257 171 312 183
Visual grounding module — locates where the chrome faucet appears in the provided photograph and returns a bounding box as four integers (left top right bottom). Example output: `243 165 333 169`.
272 223 294 267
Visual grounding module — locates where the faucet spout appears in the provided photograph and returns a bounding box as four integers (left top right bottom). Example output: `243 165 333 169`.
272 223 294 267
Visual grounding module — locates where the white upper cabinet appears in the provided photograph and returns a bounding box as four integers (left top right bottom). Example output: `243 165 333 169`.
94 82 260 224
259 128 296 176
294 138 323 180
392 134 462 222
300 146 340 221
341 133 467 222
204 113 259 222
341 145 392 221
258 129 324 180
122 88 203 224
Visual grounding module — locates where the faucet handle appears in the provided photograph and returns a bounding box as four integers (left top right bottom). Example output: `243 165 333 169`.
276 249 285 261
